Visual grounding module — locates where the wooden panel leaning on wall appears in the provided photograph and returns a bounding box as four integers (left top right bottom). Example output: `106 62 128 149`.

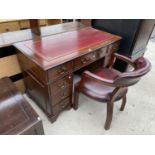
0 46 25 93
0 77 44 135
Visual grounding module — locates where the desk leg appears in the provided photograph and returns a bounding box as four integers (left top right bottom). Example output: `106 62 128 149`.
103 55 111 67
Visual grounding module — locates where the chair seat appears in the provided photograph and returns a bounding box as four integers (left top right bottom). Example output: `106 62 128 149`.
77 68 128 102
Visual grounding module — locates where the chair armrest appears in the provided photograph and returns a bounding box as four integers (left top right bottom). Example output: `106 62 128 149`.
113 53 135 67
82 71 115 87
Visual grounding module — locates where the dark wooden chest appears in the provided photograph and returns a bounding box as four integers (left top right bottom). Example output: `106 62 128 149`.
0 77 44 135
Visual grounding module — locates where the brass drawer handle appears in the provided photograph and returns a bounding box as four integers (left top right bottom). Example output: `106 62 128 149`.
61 104 66 109
60 101 68 109
57 82 65 88
81 57 90 64
92 54 96 58
81 59 87 64
57 66 67 74
113 46 118 50
68 75 72 79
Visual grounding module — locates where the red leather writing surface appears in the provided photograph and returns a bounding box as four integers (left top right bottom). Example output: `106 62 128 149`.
25 27 113 61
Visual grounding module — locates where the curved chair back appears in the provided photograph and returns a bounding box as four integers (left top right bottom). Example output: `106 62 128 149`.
114 57 151 87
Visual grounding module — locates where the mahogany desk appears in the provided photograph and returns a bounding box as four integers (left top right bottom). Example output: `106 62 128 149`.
14 26 121 122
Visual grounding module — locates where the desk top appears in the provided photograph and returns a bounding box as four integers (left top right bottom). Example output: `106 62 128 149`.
24 27 114 61
14 26 121 70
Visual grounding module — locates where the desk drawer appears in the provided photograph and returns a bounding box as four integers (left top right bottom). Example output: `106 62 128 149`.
51 74 73 93
39 19 47 26
48 61 73 82
51 86 72 105
19 20 30 29
0 22 20 33
52 97 71 115
74 52 97 70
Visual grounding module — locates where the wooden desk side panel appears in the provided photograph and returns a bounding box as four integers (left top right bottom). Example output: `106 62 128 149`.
17 50 48 84
17 51 53 115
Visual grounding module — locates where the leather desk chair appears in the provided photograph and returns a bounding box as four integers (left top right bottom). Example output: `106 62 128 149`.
73 53 151 130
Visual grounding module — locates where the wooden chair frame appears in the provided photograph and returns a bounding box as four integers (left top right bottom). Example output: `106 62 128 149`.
73 53 151 130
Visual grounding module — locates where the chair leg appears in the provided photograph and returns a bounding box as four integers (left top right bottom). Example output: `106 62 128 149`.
104 100 114 130
120 95 126 111
73 89 79 110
